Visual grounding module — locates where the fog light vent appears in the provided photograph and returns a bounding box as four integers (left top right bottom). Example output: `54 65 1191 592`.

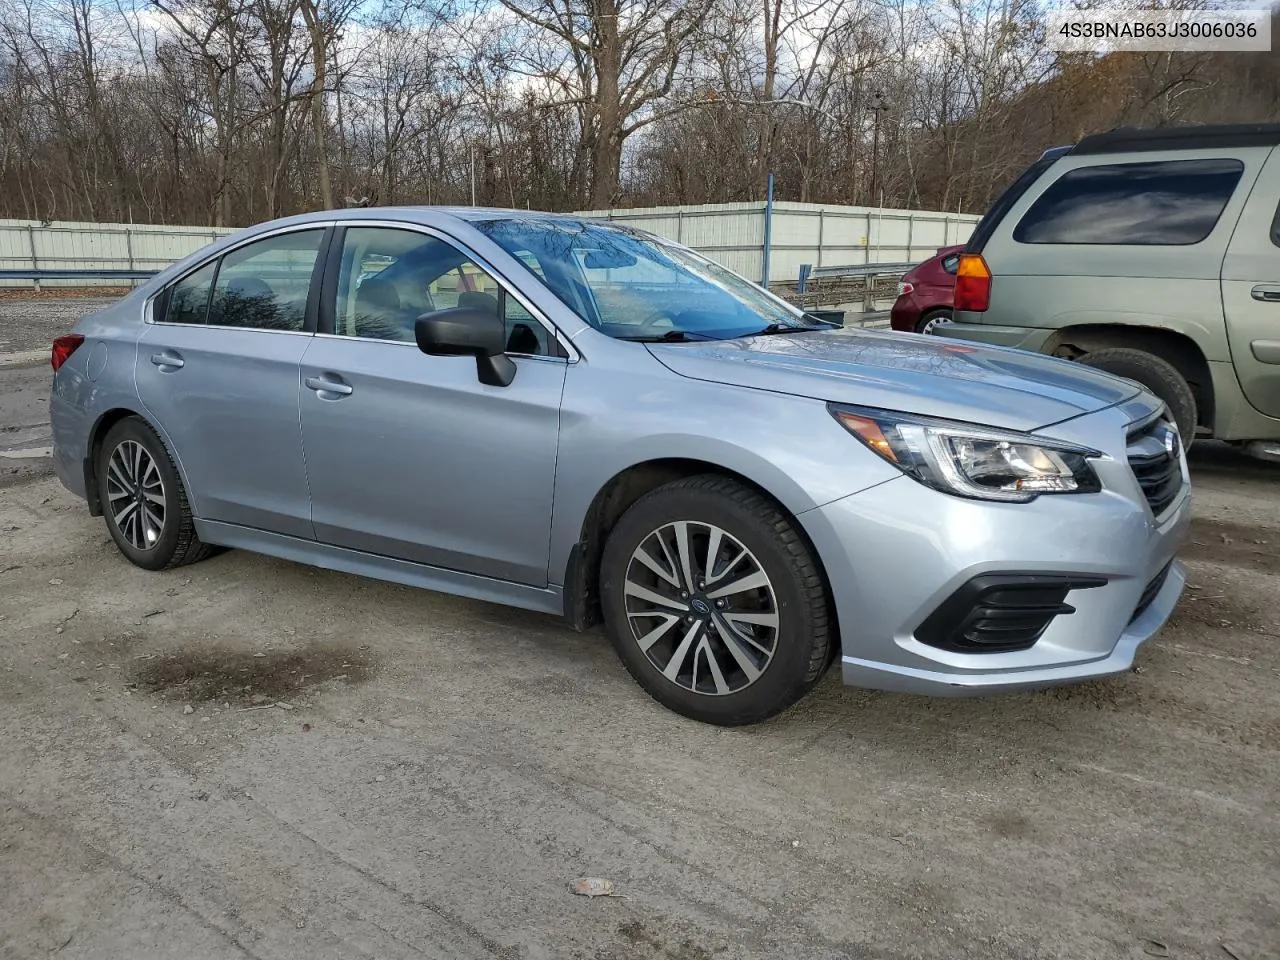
916 574 1107 653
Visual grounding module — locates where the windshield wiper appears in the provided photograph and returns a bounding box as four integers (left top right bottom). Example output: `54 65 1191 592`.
743 320 831 337
615 330 712 343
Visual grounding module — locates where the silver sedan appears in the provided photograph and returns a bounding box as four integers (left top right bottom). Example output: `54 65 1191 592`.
48 208 1189 724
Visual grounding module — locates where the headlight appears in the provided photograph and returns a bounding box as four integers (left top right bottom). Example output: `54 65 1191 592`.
830 404 1102 502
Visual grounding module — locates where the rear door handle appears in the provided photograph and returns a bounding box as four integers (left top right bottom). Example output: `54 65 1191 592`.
304 375 353 397
150 351 184 369
1251 284 1280 303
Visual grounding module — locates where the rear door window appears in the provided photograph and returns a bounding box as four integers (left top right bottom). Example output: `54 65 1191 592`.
163 260 217 325
1013 159 1244 245
207 229 324 331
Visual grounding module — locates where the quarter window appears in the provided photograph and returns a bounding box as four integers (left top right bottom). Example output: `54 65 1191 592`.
163 259 217 325
207 229 324 331
333 227 551 356
1013 159 1245 245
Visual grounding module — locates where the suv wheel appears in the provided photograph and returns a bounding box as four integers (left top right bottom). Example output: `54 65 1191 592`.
599 475 833 726
98 417 216 571
1076 348 1196 448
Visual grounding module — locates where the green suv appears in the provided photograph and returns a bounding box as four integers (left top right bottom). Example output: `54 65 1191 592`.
939 123 1280 457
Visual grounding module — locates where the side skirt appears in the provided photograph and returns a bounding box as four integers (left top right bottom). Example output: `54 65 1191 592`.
194 519 565 616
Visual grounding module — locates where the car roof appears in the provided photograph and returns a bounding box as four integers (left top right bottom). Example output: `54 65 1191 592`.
236 205 634 240
1069 123 1280 156
290 206 608 225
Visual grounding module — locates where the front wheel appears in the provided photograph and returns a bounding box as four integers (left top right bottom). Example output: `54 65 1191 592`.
1075 348 1196 448
599 475 834 726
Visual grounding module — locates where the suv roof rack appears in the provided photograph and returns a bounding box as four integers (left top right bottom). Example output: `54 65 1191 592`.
1071 123 1280 155
1039 145 1073 161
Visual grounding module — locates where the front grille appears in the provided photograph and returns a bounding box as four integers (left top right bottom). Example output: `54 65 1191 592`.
1127 418 1184 516
917 574 1107 653
1130 561 1173 624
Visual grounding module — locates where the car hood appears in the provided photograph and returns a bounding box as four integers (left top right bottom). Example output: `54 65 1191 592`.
647 329 1141 433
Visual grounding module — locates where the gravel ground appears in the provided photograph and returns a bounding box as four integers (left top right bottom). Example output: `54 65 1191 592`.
0 295 120 357
1 298 1278 960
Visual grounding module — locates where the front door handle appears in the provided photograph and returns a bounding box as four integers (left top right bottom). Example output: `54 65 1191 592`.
1251 284 1280 303
304 375 353 397
150 351 184 370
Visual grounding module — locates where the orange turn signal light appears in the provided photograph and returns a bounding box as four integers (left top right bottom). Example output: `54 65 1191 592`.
834 412 899 464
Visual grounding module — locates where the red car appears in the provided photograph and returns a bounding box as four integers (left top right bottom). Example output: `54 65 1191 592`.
889 244 963 334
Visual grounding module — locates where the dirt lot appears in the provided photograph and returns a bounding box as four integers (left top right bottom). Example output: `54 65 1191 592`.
1 300 1278 960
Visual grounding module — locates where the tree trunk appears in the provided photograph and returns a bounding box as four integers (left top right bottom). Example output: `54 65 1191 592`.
299 0 332 209
756 0 781 198
588 0 622 209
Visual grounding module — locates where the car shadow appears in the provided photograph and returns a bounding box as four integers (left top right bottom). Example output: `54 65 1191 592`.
1187 439 1280 481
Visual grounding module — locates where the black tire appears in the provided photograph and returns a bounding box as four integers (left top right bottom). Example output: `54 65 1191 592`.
97 417 215 571
915 308 952 334
1075 348 1196 448
599 475 833 726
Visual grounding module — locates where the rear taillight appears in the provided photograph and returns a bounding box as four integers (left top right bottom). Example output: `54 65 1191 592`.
953 254 991 312
51 334 85 372
896 281 914 297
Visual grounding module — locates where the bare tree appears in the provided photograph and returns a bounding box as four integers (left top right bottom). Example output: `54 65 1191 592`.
493 0 701 208
1 0 1277 226
297 0 360 208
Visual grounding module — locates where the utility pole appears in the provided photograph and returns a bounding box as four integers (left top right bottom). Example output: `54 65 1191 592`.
761 171 775 287
867 90 890 206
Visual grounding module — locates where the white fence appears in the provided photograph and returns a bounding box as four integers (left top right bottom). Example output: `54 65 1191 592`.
0 201 979 288
576 201 979 284
0 219 234 288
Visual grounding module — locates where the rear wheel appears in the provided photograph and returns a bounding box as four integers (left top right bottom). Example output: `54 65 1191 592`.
916 308 952 335
599 475 833 726
1075 348 1196 448
98 417 215 571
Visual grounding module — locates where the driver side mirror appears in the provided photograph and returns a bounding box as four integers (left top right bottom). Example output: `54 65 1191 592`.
415 307 516 387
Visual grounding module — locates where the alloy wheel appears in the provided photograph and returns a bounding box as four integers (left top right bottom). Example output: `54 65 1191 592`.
623 521 779 696
105 440 166 550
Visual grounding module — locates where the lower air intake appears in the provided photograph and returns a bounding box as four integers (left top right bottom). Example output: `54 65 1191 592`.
916 574 1108 653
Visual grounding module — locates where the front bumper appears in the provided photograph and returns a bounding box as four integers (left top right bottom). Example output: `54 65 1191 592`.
799 412 1190 696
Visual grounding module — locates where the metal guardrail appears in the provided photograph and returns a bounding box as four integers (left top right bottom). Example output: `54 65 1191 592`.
795 260 920 309
0 268 158 283
807 261 919 280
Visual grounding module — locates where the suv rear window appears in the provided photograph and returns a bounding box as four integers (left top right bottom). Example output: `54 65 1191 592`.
1013 158 1244 245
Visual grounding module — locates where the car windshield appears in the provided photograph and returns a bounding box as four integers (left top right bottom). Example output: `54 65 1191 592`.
470 217 820 341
